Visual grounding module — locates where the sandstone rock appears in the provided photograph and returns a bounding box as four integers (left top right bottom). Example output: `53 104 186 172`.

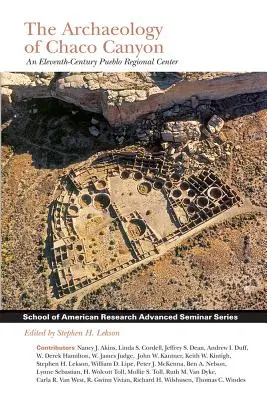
40 72 55 79
148 86 162 96
165 121 175 131
137 132 148 140
174 133 188 143
1 72 31 86
168 147 176 155
3 72 267 127
136 90 147 100
217 132 227 143
91 117 99 125
88 126 100 137
125 95 136 103
201 126 211 139
64 75 84 85
116 136 125 144
162 131 174 142
1 87 12 104
187 142 198 155
119 90 136 97
165 120 201 143
181 152 190 162
207 115 224 134
161 142 170 150
201 153 216 163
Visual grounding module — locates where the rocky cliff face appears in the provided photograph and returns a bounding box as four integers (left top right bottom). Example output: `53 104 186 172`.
2 72 267 126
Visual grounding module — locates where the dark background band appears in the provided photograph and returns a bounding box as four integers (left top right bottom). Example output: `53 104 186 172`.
0 310 266 323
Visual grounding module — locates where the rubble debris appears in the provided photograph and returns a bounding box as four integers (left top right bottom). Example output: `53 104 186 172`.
116 136 125 144
207 115 224 134
163 120 201 144
88 126 101 137
168 147 176 155
200 153 216 163
201 126 212 139
218 131 227 142
136 132 148 140
187 141 198 155
91 117 99 125
161 142 170 150
162 131 174 142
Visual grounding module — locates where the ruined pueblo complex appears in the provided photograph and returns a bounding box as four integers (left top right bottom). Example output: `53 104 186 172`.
1 72 267 309
52 151 241 297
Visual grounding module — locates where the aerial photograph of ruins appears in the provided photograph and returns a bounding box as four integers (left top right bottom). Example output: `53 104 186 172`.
1 72 267 310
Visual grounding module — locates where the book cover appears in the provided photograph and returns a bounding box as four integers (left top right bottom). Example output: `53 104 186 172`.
1 1 266 398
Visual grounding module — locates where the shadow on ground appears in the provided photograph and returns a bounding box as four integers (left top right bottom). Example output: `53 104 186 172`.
1 97 119 170
2 91 267 171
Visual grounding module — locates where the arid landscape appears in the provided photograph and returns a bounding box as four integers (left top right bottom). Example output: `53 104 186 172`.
1 72 267 310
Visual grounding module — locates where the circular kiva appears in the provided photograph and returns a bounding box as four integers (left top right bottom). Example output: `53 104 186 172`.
171 172 180 181
153 180 164 190
180 181 189 191
93 193 111 210
207 186 223 200
81 194 92 206
133 171 143 181
137 181 152 195
187 189 196 198
183 198 190 205
164 181 173 189
68 204 79 217
95 179 107 190
78 254 84 262
76 244 83 251
120 170 131 179
195 196 209 208
171 188 182 198
127 218 146 238
187 205 195 215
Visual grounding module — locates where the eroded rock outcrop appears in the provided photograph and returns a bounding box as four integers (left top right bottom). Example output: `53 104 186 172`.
2 72 267 126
